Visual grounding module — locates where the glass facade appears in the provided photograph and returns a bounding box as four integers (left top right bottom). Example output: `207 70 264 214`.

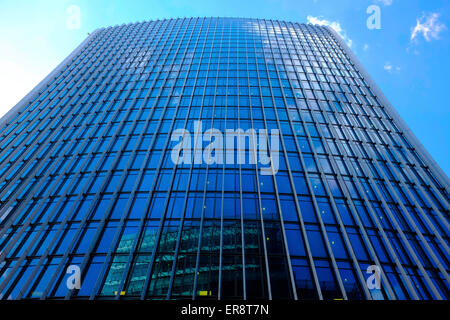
0 17 448 300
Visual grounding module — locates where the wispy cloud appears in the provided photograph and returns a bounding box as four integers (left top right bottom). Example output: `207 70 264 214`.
384 62 400 73
306 16 353 47
363 44 369 51
375 0 393 6
411 13 446 42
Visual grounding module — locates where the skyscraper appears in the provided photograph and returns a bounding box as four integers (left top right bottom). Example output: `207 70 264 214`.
0 17 448 300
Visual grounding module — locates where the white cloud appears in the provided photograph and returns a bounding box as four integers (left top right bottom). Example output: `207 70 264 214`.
384 63 392 72
375 0 393 6
363 44 369 51
307 16 353 47
384 62 400 73
411 13 446 42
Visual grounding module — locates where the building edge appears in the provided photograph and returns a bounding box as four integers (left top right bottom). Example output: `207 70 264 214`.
324 25 450 193
0 28 103 129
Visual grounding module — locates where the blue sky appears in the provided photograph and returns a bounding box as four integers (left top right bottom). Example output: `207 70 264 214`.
0 0 448 176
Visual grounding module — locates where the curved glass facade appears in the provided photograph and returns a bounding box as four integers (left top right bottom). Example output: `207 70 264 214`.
0 17 448 300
